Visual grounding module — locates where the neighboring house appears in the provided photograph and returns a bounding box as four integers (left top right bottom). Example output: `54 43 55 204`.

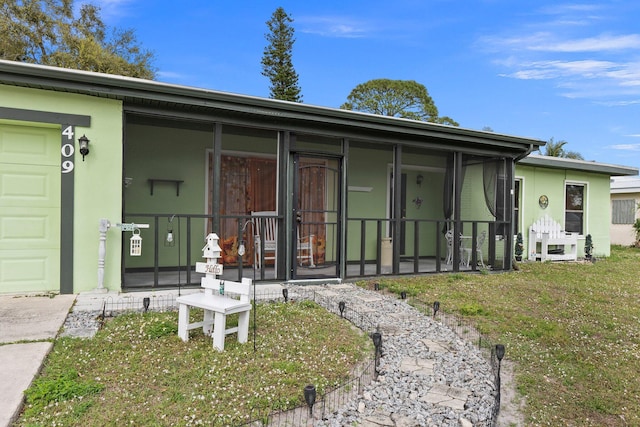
610 176 640 246
516 155 637 258
0 60 636 295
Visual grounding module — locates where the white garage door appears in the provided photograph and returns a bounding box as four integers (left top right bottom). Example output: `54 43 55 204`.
0 123 60 293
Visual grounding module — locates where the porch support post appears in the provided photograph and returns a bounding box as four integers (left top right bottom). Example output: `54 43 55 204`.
211 123 222 234
505 159 515 270
278 130 291 281
452 152 463 272
339 138 348 279
392 144 402 274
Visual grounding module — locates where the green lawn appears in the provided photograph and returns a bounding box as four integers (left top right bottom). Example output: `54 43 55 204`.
16 300 371 426
363 245 640 426
17 246 640 426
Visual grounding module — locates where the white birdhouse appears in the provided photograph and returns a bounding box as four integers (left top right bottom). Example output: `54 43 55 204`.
130 229 142 256
202 233 221 259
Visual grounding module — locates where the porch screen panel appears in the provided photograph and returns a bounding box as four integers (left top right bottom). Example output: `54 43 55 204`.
219 155 250 264
248 158 277 212
298 160 327 264
216 155 277 265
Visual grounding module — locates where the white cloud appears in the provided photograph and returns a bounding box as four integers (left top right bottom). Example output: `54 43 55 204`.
479 3 640 103
484 32 640 54
610 143 640 151
77 0 133 21
539 3 604 15
529 34 640 52
597 99 640 106
501 59 622 80
297 16 373 38
156 71 189 81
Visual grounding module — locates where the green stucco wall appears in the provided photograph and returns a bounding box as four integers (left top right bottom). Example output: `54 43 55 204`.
346 143 448 260
0 84 123 293
515 164 612 258
124 123 213 269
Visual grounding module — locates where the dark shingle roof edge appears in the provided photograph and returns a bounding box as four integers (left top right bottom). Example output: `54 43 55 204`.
0 60 545 151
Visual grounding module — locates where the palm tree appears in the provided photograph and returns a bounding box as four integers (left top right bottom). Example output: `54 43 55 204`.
541 138 584 160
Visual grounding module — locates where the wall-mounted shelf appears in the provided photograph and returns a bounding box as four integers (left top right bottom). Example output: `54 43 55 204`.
148 179 184 196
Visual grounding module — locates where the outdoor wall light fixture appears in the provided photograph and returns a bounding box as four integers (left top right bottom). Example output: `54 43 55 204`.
338 301 346 317
495 344 506 395
78 134 90 161
130 228 142 256
304 384 316 417
165 215 175 247
495 344 505 362
416 174 424 186
237 220 253 258
372 331 382 352
372 331 383 378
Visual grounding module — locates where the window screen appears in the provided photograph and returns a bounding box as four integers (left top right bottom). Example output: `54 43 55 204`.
565 184 584 234
612 199 635 224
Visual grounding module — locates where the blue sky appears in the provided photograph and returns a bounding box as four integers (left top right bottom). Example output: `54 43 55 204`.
93 0 640 171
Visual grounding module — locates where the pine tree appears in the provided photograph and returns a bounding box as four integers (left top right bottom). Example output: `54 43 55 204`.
261 7 302 102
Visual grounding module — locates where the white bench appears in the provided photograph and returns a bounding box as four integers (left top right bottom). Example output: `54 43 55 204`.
528 215 578 261
176 277 252 351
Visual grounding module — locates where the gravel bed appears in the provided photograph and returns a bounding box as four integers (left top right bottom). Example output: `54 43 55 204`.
287 284 498 427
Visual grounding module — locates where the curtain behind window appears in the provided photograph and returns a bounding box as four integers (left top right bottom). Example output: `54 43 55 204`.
216 155 277 264
483 158 507 234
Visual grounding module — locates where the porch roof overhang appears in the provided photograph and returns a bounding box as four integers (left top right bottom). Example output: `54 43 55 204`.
0 60 543 157
519 154 638 177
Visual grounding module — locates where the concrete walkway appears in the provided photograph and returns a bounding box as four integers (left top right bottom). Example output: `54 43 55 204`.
308 284 477 426
0 286 270 427
0 293 76 427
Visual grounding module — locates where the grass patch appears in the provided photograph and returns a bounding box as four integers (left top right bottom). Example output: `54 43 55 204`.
16 301 371 426
357 246 640 426
19 246 640 426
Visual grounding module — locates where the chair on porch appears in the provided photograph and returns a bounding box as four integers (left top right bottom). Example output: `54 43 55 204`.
462 230 486 267
252 211 277 278
444 229 464 265
296 226 315 267
444 229 454 264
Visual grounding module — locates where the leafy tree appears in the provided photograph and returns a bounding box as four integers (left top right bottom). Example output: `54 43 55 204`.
540 138 584 160
340 79 458 126
261 7 302 102
0 0 155 79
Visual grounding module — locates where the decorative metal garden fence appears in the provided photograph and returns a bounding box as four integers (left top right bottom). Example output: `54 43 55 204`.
98 286 504 426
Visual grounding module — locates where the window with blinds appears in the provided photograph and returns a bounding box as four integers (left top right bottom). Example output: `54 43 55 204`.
612 199 636 224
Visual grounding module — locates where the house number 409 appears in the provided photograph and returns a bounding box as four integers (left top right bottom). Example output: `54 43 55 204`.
61 125 75 174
